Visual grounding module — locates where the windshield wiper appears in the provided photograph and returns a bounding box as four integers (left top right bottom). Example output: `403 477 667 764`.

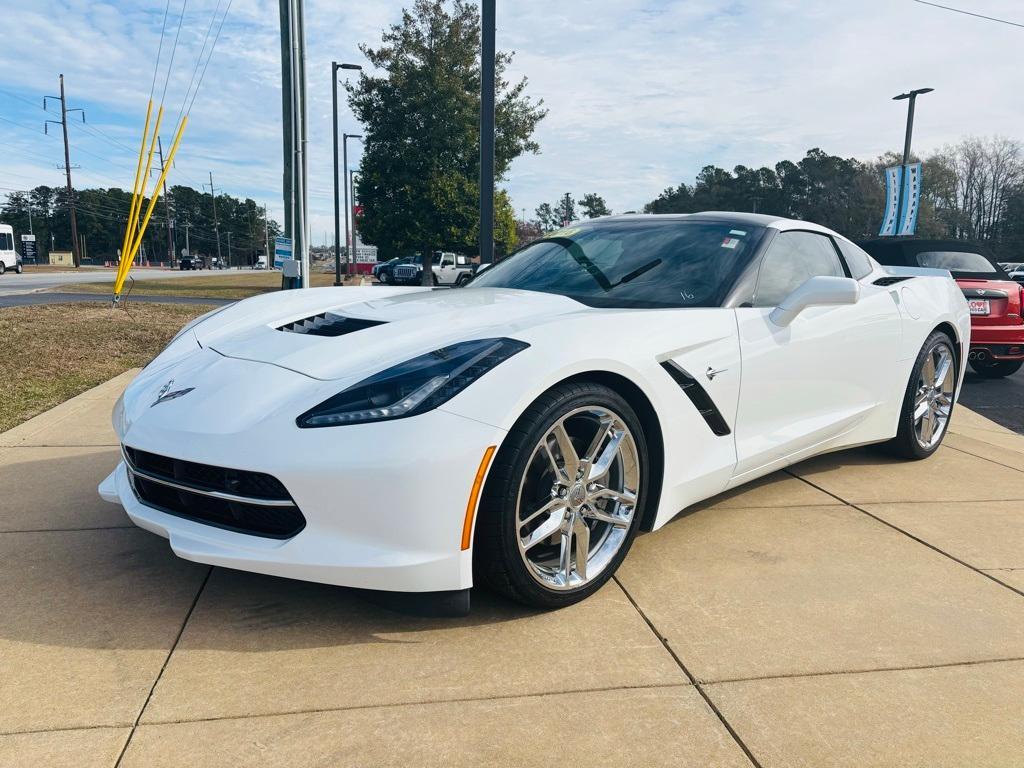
610 258 662 288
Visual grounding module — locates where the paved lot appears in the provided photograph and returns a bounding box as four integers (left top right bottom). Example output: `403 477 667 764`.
1 373 1023 767
960 367 1024 434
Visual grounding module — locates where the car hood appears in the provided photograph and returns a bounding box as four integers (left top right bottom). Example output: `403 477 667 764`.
194 286 589 381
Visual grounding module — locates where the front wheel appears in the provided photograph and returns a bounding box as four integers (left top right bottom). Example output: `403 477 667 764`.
970 358 1023 378
15 263 22 274
474 382 648 608
0 262 5 275
378 272 389 284
888 331 957 460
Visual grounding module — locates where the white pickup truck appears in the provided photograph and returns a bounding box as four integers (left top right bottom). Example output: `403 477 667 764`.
392 252 475 286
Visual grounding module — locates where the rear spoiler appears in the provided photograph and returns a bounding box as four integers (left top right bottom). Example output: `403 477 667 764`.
881 265 953 279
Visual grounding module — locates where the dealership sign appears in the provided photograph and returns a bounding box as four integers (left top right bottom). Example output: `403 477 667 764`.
20 234 37 262
273 236 292 270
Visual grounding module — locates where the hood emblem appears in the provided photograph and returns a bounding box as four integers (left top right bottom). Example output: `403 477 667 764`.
151 379 195 407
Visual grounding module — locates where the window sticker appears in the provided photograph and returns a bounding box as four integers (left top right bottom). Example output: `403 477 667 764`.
729 229 747 236
721 237 740 249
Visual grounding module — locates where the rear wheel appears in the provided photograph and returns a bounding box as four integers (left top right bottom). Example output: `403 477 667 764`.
14 263 22 274
474 382 648 608
888 331 957 460
970 358 1023 378
0 262 5 275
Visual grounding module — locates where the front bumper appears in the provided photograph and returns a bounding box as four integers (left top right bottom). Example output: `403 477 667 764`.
100 407 506 593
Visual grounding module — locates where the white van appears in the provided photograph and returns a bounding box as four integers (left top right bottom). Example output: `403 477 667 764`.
0 224 22 275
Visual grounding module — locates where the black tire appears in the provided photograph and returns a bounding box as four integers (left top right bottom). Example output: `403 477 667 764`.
378 272 389 284
455 274 470 287
887 331 958 460
970 358 1023 378
431 273 439 286
15 263 22 274
0 262 5 275
474 381 649 609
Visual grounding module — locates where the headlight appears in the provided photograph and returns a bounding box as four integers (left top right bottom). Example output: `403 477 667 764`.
297 337 528 427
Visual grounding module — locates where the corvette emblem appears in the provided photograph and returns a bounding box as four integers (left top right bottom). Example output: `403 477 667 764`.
151 379 195 407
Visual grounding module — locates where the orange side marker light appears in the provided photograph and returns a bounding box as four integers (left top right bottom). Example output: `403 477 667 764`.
461 445 497 551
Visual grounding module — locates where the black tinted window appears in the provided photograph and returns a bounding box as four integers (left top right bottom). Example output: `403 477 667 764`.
470 220 765 308
836 239 874 279
754 231 843 307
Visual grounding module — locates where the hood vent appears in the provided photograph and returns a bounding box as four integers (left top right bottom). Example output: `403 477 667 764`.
277 311 386 337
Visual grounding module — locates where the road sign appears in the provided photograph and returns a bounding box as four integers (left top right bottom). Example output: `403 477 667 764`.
898 162 922 237
20 234 37 262
273 236 292 270
879 165 902 237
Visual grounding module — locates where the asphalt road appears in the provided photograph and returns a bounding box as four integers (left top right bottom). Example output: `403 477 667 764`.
0 267 260 296
959 367 1024 434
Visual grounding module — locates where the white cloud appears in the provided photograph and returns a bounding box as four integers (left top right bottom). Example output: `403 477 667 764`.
2 0 1022 233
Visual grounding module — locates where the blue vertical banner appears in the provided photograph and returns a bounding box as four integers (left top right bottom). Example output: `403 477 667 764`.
898 162 922 236
879 165 903 236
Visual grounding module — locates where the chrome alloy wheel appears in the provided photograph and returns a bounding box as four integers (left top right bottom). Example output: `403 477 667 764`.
914 340 955 450
515 406 640 591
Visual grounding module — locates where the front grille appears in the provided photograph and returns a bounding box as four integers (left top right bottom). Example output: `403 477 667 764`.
123 446 306 539
394 265 418 281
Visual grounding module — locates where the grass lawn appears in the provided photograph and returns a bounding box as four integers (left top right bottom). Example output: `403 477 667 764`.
54 270 352 300
22 264 110 273
0 302 215 433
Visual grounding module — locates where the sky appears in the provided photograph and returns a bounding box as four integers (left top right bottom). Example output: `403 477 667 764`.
1 0 1022 245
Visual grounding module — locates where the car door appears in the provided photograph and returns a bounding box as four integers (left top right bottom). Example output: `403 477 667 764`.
731 230 900 481
438 254 457 284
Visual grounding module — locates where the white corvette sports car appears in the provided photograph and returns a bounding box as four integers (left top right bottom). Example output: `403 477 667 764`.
100 213 970 611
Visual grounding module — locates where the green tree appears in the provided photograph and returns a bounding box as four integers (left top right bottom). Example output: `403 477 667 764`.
534 202 558 232
347 0 546 283
579 193 611 218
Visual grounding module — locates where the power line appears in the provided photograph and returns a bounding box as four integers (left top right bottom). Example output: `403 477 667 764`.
912 0 1024 28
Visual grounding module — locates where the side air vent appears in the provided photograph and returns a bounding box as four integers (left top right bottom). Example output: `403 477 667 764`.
874 276 912 286
277 311 385 337
660 361 731 436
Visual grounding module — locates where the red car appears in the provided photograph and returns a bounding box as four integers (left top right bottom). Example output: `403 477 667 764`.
862 239 1024 378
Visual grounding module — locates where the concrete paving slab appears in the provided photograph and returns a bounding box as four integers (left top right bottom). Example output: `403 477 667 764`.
945 434 1024 472
0 727 129 768
950 407 1017 435
790 446 1024 503
124 687 750 768
707 660 1024 768
141 568 685 724
616 504 1024 682
0 446 127 531
0 529 208 732
862 501 1024 570
692 471 835 510
984 570 1024 592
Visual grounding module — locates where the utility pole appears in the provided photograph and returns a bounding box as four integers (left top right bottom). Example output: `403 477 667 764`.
342 133 361 277
263 204 270 264
184 218 191 258
44 74 84 267
479 0 496 265
226 231 233 267
892 87 934 236
332 62 362 284
205 171 222 264
279 0 308 288
157 136 175 267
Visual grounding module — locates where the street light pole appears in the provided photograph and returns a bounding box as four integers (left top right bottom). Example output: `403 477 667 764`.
892 87 933 236
332 62 362 285
479 0 496 265
343 132 362 277
349 169 358 274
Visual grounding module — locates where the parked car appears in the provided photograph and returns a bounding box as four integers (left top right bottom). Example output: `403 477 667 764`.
861 239 1024 378
1009 267 1024 286
179 254 205 271
373 257 410 284
392 252 475 286
0 224 23 275
255 256 268 270
101 213 969 613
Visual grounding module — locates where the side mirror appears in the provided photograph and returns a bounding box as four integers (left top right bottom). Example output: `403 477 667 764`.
770 276 860 327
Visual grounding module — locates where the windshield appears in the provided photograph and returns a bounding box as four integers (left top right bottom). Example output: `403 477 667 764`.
469 219 765 308
917 251 996 274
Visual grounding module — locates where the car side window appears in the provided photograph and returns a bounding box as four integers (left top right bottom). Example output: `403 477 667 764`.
835 239 874 280
753 231 844 307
